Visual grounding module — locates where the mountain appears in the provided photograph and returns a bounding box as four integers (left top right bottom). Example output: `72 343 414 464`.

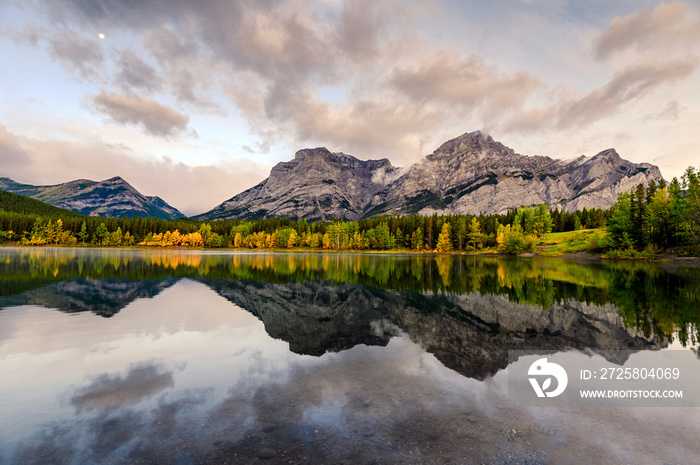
198 131 663 220
364 131 663 216
194 148 399 221
0 176 184 219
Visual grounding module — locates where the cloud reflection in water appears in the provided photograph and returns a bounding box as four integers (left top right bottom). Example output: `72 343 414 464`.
0 261 698 464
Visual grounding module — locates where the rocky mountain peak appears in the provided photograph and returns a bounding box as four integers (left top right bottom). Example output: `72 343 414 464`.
288 147 395 177
103 175 128 183
591 149 621 162
293 147 334 162
428 130 515 161
98 176 135 191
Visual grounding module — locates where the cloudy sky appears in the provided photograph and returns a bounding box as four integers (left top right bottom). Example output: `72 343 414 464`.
1 1 699 215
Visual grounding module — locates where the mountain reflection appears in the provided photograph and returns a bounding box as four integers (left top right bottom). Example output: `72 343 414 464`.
2 248 698 370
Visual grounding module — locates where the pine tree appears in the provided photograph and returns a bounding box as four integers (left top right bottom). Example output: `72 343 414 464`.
535 205 553 237
426 218 433 249
454 217 467 250
467 217 483 250
78 221 88 245
94 222 109 245
631 183 646 247
395 227 404 248
411 227 424 251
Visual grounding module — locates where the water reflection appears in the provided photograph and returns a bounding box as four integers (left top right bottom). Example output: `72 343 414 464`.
205 278 660 379
1 248 699 464
71 365 175 413
1 247 698 346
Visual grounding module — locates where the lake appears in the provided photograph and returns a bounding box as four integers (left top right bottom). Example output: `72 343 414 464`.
1 247 699 464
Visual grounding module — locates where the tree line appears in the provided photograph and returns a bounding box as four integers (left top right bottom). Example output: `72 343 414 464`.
606 167 700 256
0 201 604 252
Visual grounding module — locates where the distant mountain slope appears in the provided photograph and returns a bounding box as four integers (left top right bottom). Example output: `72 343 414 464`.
0 189 83 218
197 131 664 220
195 148 399 221
0 176 184 219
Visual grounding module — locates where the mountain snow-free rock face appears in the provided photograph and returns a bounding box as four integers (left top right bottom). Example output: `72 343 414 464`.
195 147 399 221
0 176 184 219
365 131 663 216
198 131 663 220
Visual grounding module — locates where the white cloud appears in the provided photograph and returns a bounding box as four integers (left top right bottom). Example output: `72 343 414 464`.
594 2 700 60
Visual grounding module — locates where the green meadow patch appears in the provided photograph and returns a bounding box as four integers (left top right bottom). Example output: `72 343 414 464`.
537 229 607 256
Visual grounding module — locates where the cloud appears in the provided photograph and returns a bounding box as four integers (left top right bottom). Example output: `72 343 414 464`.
49 29 104 79
501 106 558 133
71 364 174 412
501 58 697 134
555 59 697 129
643 100 684 122
0 125 27 168
92 90 190 137
9 24 45 48
116 50 160 91
56 0 332 82
144 25 200 66
43 0 431 150
593 2 700 60
389 53 540 110
259 85 443 163
335 0 384 58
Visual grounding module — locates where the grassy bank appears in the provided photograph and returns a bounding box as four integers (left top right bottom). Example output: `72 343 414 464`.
535 229 606 257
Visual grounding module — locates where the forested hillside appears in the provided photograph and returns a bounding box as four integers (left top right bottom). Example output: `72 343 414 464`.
0 190 82 218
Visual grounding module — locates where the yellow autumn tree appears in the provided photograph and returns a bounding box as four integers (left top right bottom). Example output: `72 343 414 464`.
435 222 452 252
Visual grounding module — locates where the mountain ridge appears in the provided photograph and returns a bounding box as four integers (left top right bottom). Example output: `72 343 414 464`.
193 147 399 221
0 176 184 220
2 131 665 221
198 131 663 221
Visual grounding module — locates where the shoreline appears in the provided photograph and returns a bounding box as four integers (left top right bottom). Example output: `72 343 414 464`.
2 243 699 264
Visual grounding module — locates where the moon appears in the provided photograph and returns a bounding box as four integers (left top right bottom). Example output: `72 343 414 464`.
98 33 105 39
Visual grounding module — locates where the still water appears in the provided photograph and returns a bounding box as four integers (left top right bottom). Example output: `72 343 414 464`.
0 247 699 464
